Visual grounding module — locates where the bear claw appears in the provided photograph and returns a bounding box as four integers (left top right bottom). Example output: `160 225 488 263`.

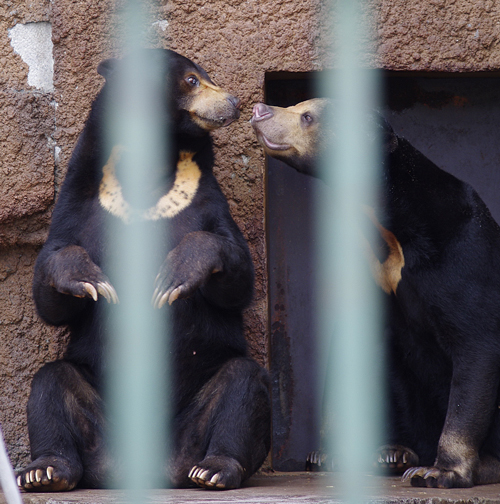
83 282 98 301
166 287 182 306
188 465 226 489
81 281 118 304
375 445 418 475
403 466 441 481
96 281 119 304
188 457 244 490
17 463 77 492
152 286 181 309
18 466 55 490
401 466 466 488
305 450 334 471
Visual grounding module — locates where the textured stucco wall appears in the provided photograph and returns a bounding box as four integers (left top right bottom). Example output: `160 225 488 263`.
375 0 500 71
1 0 500 471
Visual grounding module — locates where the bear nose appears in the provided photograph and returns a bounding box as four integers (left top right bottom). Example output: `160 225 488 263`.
227 95 241 110
252 103 273 122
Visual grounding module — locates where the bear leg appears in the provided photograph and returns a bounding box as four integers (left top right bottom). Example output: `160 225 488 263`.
170 357 271 490
403 358 500 488
18 360 108 491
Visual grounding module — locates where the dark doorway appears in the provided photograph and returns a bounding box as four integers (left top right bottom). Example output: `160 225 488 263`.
266 72 500 471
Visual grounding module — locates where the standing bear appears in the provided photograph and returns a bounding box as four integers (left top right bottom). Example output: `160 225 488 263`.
17 49 270 492
252 98 500 488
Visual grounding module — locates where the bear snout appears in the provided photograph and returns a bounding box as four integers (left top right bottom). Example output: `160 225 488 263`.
222 102 240 127
251 103 273 122
222 95 241 126
227 95 241 111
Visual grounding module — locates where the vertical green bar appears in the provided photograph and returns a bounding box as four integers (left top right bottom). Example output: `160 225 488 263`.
105 0 168 500
319 0 383 501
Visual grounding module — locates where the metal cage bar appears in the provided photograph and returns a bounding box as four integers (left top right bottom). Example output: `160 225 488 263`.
319 0 384 500
105 0 169 499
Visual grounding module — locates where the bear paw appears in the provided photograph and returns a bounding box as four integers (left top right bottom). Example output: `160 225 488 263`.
152 232 223 308
305 450 334 471
17 457 80 492
402 465 472 488
375 444 419 474
46 245 118 304
188 456 244 490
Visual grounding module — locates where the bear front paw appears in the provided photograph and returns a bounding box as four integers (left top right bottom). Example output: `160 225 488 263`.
152 232 223 308
46 245 118 304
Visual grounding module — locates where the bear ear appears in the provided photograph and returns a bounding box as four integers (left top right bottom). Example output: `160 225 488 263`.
97 58 118 80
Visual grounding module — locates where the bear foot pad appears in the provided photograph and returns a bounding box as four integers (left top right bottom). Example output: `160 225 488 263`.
188 456 244 490
17 457 79 492
375 444 419 475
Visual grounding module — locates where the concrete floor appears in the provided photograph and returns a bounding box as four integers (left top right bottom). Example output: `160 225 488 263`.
4 472 500 504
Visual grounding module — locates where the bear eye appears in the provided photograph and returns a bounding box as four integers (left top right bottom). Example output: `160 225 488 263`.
186 75 199 87
302 113 314 125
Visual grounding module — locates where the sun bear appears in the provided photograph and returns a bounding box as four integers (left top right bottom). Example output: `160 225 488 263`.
252 98 500 488
16 49 270 492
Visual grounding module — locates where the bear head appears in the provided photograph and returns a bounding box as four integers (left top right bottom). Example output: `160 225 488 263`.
250 98 329 177
251 98 398 178
97 49 241 138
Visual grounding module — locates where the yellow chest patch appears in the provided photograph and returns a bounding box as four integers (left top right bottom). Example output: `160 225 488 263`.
99 147 201 223
362 206 405 295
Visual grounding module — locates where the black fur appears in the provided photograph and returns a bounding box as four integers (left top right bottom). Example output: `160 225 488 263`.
382 133 500 488
252 99 500 488
19 49 270 491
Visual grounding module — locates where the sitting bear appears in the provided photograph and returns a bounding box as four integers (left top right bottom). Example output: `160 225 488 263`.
16 49 270 492
251 98 500 488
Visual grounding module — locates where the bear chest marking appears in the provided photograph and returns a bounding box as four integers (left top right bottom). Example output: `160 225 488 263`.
362 206 405 295
99 147 201 223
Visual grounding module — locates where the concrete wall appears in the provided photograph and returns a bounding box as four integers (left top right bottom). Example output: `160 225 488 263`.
1 0 500 470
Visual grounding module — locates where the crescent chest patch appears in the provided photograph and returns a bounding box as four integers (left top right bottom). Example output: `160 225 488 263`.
99 147 201 223
362 205 405 295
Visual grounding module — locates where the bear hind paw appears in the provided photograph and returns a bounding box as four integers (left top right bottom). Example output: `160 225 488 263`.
375 444 418 475
402 465 473 488
188 456 244 490
17 457 80 492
